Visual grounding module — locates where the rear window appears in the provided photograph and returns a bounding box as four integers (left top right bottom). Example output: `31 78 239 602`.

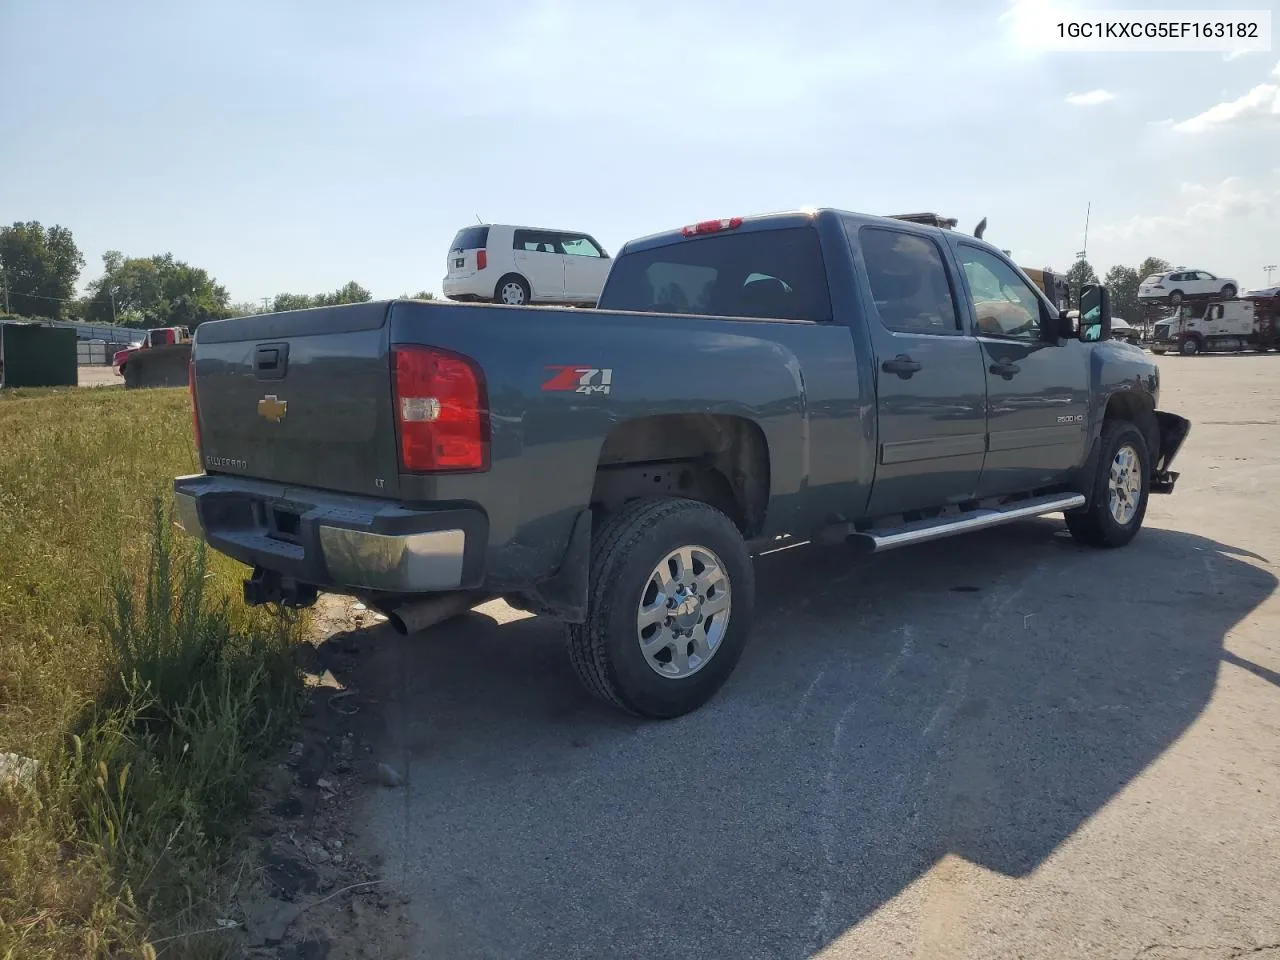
450 226 490 252
600 227 832 322
1143 275 1163 283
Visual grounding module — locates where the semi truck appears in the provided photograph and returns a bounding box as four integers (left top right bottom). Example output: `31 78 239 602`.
1150 293 1280 355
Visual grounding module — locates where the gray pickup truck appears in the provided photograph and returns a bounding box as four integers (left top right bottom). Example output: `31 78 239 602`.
174 208 1190 718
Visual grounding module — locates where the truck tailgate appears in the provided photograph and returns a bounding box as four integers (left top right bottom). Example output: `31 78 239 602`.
193 302 401 498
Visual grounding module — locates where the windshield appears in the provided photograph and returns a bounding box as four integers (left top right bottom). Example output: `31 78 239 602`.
600 226 832 322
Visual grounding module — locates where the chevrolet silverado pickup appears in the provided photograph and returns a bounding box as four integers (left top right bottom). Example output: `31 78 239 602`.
174 208 1190 719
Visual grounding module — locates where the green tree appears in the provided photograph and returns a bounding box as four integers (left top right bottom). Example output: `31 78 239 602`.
85 251 230 328
315 281 372 306
0 221 85 319
1136 256 1171 281
271 282 373 312
1065 259 1099 306
1103 265 1140 321
270 292 316 312
401 290 436 300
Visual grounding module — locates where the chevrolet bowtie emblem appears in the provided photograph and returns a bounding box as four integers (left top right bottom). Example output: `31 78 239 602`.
257 395 288 422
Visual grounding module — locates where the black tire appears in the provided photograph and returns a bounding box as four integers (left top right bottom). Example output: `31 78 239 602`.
493 274 530 306
1221 284 1237 298
1168 290 1183 306
1180 337 1201 356
1065 420 1150 548
566 498 755 719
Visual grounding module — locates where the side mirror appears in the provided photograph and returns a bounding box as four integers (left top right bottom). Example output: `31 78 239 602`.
1078 284 1111 342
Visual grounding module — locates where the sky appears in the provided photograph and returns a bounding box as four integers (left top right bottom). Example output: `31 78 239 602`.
2 0 1278 305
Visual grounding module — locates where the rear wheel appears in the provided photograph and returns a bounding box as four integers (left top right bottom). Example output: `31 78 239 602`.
1065 421 1150 548
1168 290 1183 306
566 498 755 719
1221 284 1237 298
494 274 530 306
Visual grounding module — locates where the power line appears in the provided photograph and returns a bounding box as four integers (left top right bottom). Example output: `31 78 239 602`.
0 289 85 303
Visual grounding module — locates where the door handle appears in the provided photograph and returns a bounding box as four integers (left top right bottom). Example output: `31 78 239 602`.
989 360 1020 380
882 355 922 379
254 343 289 380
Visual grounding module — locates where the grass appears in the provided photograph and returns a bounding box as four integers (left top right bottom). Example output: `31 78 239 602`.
0 386 306 958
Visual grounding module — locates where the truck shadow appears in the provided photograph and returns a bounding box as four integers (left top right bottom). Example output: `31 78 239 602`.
321 520 1275 960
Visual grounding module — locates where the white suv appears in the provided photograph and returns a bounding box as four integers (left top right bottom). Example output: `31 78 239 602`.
442 224 613 307
1138 268 1238 305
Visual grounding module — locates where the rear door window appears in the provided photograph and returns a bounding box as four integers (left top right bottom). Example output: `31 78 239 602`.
513 230 557 254
600 227 832 321
857 226 961 335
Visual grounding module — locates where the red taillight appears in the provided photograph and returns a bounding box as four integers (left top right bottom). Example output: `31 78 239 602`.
392 346 488 472
681 217 743 238
188 357 201 450
476 249 487 270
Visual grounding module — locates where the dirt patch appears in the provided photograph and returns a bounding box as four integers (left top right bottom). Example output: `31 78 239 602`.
233 595 417 960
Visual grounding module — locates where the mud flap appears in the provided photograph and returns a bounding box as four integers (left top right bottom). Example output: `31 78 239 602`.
514 508 592 623
1152 411 1191 494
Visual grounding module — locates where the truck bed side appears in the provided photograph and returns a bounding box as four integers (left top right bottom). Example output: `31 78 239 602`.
386 299 871 588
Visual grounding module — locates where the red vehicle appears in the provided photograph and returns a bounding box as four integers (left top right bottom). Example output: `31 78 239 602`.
113 326 190 376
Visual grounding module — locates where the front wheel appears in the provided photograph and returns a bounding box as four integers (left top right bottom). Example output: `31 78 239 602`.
1180 337 1201 356
566 498 755 719
1065 421 1150 548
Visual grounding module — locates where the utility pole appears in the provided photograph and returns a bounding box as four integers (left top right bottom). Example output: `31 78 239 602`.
109 286 117 324
1 270 9 315
260 296 271 313
1265 264 1278 287
1076 201 1091 261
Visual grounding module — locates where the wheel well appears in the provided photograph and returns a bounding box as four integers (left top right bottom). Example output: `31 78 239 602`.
590 414 770 537
1104 392 1159 461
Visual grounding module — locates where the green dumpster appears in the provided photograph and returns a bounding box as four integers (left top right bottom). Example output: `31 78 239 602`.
0 323 79 388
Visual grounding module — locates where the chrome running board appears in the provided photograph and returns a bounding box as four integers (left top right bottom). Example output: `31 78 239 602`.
849 493 1086 554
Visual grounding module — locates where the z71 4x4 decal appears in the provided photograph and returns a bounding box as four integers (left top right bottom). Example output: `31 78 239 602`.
542 366 613 396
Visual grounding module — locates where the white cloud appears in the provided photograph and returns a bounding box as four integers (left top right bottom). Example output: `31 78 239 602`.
1173 83 1280 133
1092 177 1280 277
1090 175 1280 248
1000 0 1076 56
1274 60 1280 77
1066 89 1115 106
1223 50 1255 62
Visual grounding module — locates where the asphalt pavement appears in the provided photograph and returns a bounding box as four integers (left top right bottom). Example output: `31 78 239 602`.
349 353 1280 960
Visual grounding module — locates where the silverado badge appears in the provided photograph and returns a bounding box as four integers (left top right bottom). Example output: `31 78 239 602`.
257 395 288 422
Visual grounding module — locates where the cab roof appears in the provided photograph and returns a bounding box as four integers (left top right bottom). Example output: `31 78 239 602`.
619 207 1006 258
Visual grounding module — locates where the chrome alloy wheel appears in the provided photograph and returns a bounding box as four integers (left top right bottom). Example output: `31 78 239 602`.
635 544 732 679
499 281 526 304
1107 444 1142 525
